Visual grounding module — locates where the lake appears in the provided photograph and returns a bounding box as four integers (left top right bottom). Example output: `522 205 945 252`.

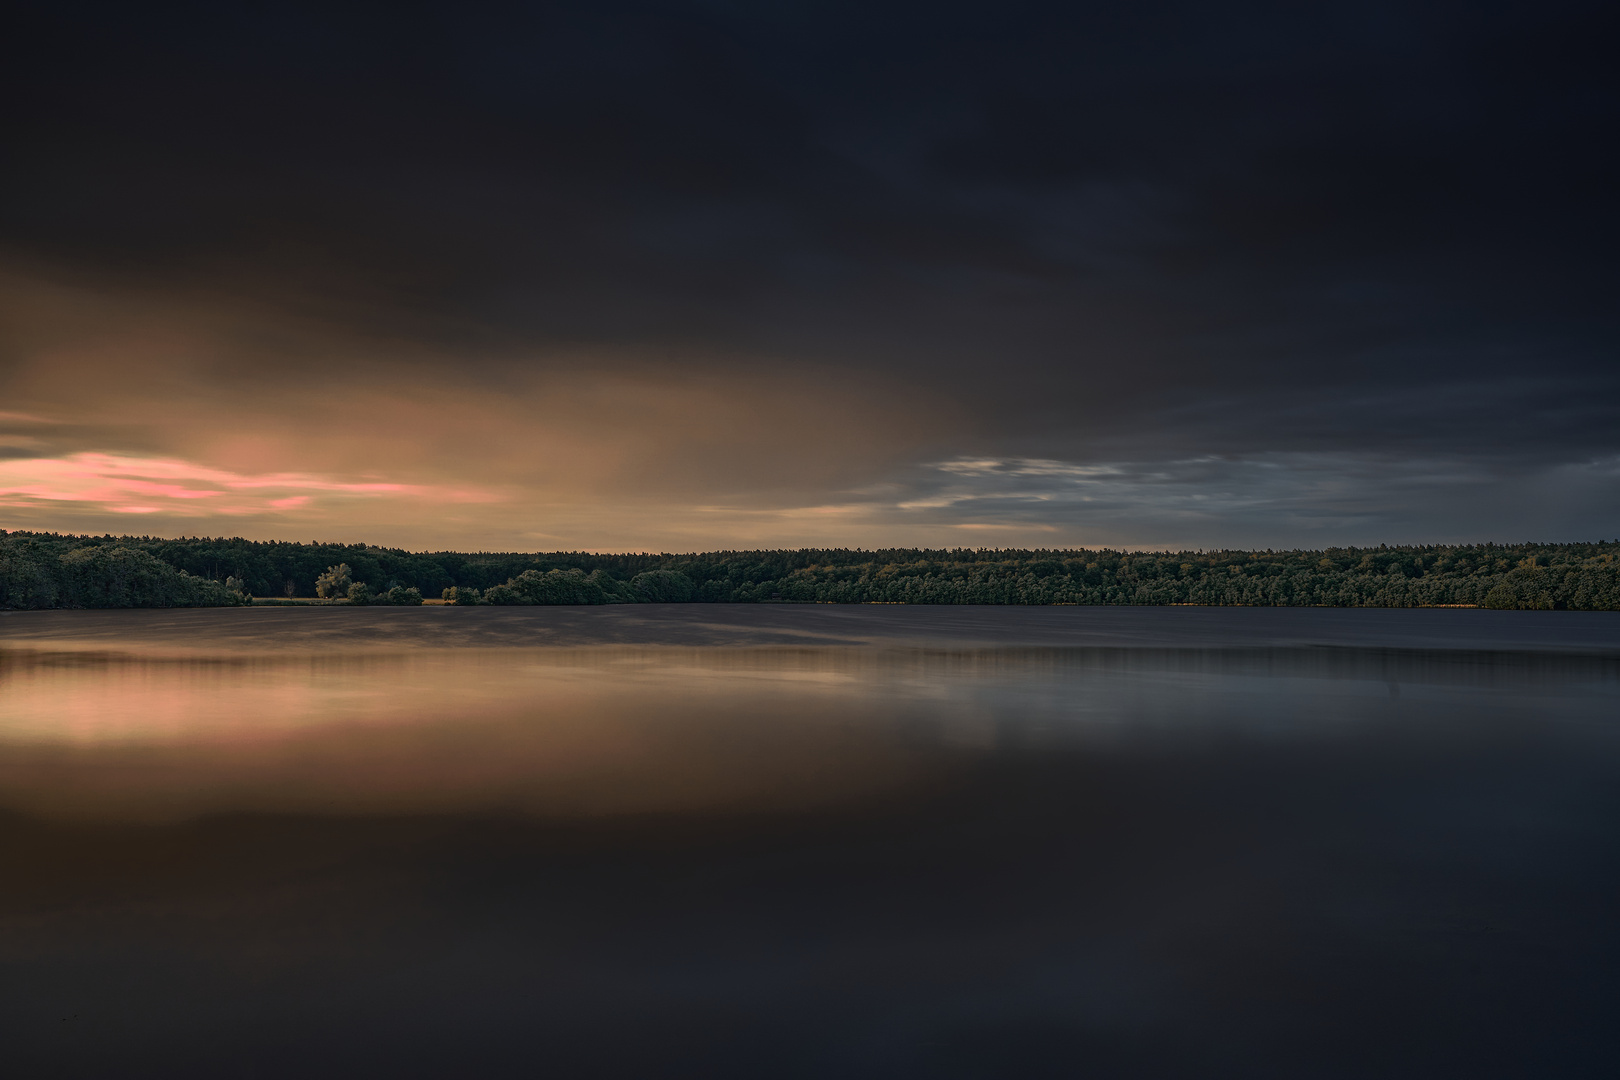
2 606 1618 1077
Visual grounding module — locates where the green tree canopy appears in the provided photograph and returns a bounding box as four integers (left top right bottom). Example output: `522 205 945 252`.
315 564 353 598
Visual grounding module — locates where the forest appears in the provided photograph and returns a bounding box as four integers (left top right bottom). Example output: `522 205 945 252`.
3 530 1618 610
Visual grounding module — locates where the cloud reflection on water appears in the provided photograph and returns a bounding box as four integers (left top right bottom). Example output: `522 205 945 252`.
2 644 1614 823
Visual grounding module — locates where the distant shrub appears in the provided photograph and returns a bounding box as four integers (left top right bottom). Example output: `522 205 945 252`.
347 582 374 605
494 568 606 605
631 570 695 603
442 586 483 604
475 568 609 605
481 582 522 604
376 585 423 605
315 563 353 598
1482 578 1554 610
587 569 636 603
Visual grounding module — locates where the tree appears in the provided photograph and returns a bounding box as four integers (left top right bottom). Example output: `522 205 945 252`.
376 585 423 605
492 568 607 605
315 563 353 598
632 570 695 603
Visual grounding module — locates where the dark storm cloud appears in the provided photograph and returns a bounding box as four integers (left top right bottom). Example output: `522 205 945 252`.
2 0 1616 546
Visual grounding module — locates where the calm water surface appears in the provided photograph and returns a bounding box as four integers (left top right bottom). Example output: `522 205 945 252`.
2 607 1618 1077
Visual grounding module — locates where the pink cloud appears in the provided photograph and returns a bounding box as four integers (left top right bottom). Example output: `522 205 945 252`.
0 452 482 518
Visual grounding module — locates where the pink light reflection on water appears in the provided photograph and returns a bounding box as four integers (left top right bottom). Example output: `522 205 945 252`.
0 648 948 823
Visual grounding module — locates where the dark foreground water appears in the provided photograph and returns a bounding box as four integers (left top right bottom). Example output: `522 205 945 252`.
2 607 1618 1077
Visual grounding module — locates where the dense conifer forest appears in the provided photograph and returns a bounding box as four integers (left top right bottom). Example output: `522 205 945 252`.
3 530 1618 610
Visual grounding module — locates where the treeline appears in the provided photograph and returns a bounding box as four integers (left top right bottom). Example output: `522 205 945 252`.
0 536 246 609
3 530 1619 610
449 567 699 606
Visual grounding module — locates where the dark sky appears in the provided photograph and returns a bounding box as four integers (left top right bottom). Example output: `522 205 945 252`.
3 1 1616 549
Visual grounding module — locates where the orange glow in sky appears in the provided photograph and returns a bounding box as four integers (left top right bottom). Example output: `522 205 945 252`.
0 452 487 520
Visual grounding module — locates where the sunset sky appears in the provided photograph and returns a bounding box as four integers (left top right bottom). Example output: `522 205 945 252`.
3 1 1617 551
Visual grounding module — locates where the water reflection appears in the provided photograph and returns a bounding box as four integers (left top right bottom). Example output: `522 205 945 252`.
2 645 1615 822
3 614 1620 1077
